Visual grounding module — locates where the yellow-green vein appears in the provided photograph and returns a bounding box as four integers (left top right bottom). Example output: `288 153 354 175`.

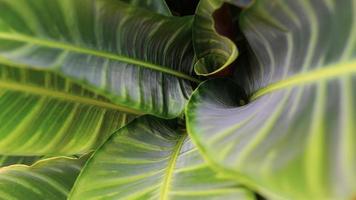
0 80 144 115
251 60 356 100
160 134 187 200
0 33 201 83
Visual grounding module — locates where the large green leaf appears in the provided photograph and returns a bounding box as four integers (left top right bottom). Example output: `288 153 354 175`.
0 64 135 155
186 0 356 199
121 0 171 16
0 154 89 200
192 0 252 75
69 116 255 200
0 0 198 119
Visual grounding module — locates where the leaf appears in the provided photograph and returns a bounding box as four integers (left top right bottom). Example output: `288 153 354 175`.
69 116 255 200
0 154 89 200
0 155 42 167
0 0 198 119
120 0 171 16
0 64 135 155
186 0 356 199
192 0 253 76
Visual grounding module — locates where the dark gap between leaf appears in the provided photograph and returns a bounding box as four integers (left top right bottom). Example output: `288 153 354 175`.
210 3 251 78
165 0 200 16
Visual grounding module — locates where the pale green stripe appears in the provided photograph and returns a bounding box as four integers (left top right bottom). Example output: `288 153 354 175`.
0 33 201 83
0 80 144 115
251 60 356 100
160 134 186 200
304 81 326 197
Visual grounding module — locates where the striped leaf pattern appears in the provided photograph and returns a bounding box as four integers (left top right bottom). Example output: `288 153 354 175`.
193 0 252 75
186 0 356 199
69 116 255 200
0 65 134 155
0 0 197 119
0 154 89 200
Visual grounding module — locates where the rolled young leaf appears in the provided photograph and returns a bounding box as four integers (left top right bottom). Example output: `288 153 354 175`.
0 64 135 155
0 0 198 119
187 0 356 199
193 0 253 76
69 116 255 200
0 154 89 200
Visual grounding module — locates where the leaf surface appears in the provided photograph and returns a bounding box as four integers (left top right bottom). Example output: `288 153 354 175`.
186 0 356 199
0 155 42 167
69 116 255 200
0 0 197 118
121 0 171 16
0 154 89 200
0 65 134 155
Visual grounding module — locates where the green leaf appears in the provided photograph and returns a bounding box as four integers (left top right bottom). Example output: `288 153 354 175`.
120 0 171 16
0 155 42 167
0 154 89 200
69 116 255 200
186 0 356 199
0 64 134 155
0 0 198 119
192 0 252 76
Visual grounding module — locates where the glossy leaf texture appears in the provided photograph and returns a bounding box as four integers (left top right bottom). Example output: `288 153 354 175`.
69 116 255 200
0 0 197 119
0 64 134 155
0 154 89 200
186 0 356 199
192 0 253 76
121 0 171 16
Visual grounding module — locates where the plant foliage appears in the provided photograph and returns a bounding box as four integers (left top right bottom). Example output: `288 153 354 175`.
0 0 355 199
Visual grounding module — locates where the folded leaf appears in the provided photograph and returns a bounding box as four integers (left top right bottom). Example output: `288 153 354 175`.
0 65 134 155
0 154 89 200
0 0 198 119
187 0 356 199
193 0 252 76
69 116 255 200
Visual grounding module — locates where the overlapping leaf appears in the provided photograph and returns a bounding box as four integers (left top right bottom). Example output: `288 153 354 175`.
0 64 134 155
69 116 255 200
0 0 198 119
187 0 356 199
193 0 252 75
0 154 89 200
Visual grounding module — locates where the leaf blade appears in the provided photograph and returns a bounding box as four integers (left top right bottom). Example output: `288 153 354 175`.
0 65 134 155
0 0 197 118
69 116 255 200
0 155 89 200
120 0 171 16
186 0 356 199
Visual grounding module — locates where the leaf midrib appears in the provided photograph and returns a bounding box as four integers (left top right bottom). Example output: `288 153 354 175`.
0 80 144 115
160 134 186 200
0 33 200 83
251 60 356 100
